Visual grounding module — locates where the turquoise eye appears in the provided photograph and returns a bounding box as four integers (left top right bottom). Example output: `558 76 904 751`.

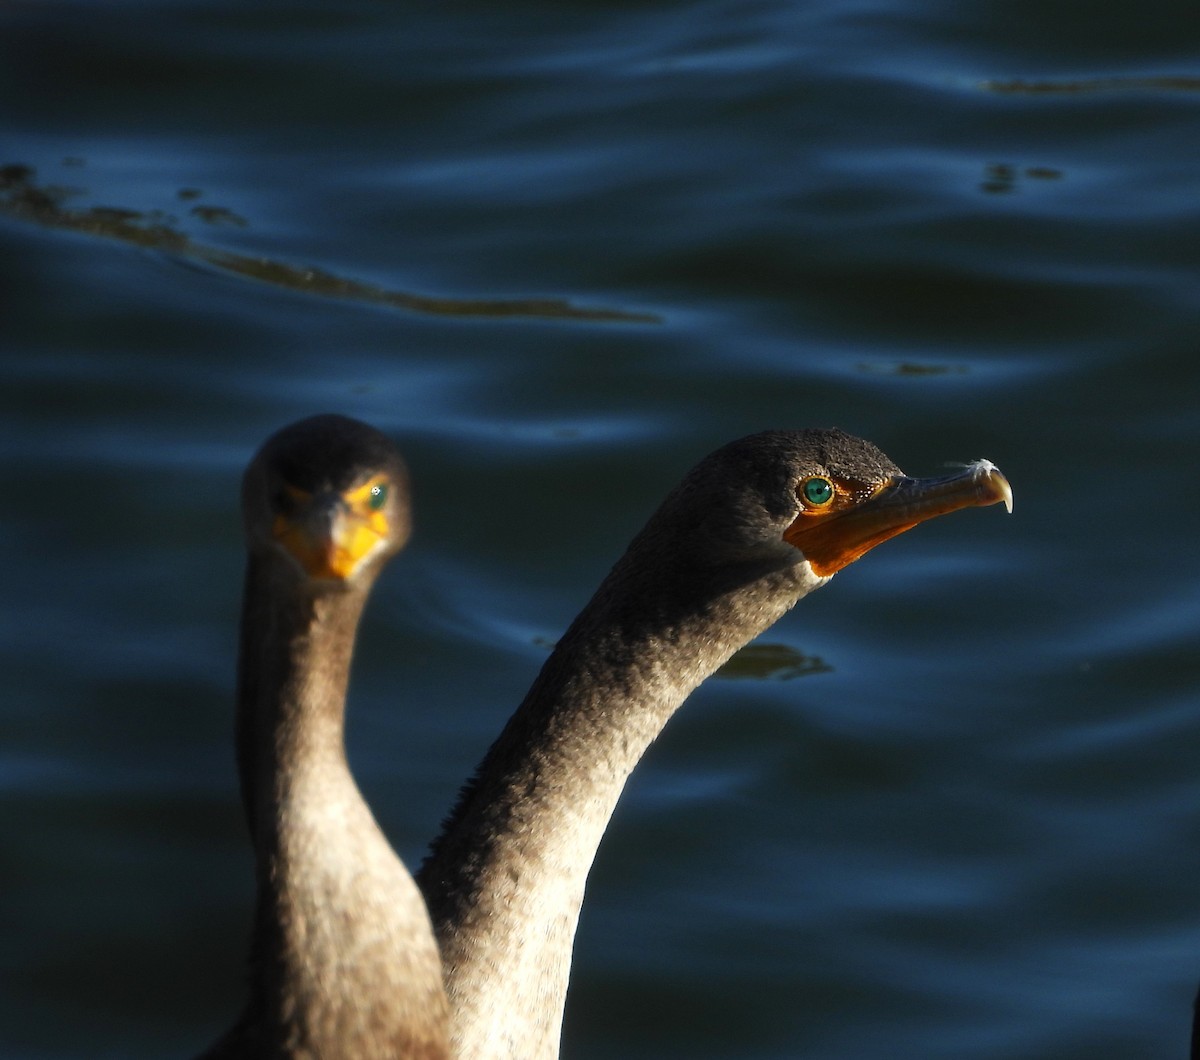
801 477 834 507
368 483 388 511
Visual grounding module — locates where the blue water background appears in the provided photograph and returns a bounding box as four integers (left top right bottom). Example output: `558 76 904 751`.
2 2 1199 1057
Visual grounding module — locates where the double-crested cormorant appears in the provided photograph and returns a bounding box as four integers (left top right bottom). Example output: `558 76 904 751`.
200 415 449 1060
417 429 1012 1060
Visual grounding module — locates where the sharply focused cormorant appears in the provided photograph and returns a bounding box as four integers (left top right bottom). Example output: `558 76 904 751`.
416 428 1012 1059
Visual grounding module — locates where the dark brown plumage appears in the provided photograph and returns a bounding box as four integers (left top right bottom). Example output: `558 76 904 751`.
417 429 1011 1060
200 415 450 1060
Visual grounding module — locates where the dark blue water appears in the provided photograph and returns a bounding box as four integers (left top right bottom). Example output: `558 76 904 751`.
3 2 1199 1057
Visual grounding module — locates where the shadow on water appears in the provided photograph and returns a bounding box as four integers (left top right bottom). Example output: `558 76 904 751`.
715 642 832 681
0 162 660 326
982 75 1200 94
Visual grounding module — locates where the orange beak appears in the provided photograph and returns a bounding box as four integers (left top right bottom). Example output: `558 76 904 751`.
784 460 1013 577
273 494 388 581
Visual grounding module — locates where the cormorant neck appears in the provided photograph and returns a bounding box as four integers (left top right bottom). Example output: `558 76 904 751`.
236 557 364 841
419 550 821 1060
231 554 449 1060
